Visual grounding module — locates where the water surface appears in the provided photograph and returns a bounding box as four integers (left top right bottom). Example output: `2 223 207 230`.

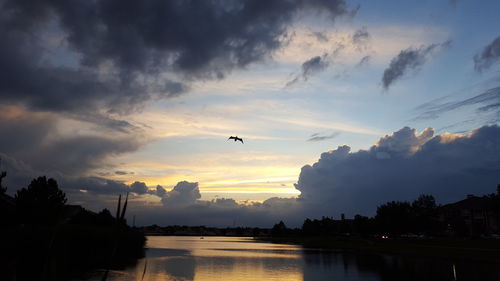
80 236 500 281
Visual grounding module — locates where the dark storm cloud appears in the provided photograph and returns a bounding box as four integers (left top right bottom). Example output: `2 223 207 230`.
0 153 39 193
126 196 302 227
311 31 329 42
286 42 347 87
352 26 370 46
0 111 56 156
474 36 500 72
286 55 327 86
155 185 167 197
0 158 131 197
382 41 451 90
65 177 129 195
301 54 331 80
286 52 333 86
0 18 185 115
0 0 355 114
478 103 500 112
0 107 142 189
307 132 340 142
70 113 139 134
357 55 371 67
295 125 500 217
415 86 500 121
1 159 147 198
35 136 140 175
130 181 149 194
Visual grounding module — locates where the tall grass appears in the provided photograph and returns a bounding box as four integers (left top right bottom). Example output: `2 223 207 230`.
101 192 129 281
141 259 148 281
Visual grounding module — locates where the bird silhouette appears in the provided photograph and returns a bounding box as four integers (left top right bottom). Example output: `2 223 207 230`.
228 136 244 143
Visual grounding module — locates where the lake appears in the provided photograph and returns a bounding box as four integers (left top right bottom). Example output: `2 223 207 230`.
80 236 500 281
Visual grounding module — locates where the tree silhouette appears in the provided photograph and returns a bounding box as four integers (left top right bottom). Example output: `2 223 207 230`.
375 201 412 234
0 157 6 194
0 170 6 194
271 220 289 236
412 194 436 210
15 176 67 225
411 194 438 234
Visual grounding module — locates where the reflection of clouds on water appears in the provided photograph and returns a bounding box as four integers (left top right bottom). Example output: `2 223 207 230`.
302 250 448 281
302 250 379 281
143 237 303 280
210 247 301 258
146 248 191 258
87 237 500 281
152 256 196 281
145 248 196 281
302 250 500 281
193 256 302 280
196 257 237 278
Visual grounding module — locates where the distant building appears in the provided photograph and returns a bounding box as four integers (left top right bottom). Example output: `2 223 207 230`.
438 186 500 236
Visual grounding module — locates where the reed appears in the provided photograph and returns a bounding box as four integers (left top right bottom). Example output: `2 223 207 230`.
141 259 148 281
101 192 129 281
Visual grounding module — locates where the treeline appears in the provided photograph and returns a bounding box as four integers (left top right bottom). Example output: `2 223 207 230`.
139 224 271 237
271 194 497 238
0 174 145 281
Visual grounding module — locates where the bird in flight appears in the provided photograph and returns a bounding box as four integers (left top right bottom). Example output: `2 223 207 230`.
228 136 244 143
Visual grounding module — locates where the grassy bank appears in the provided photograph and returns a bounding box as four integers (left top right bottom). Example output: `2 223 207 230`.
256 236 500 262
6 223 146 281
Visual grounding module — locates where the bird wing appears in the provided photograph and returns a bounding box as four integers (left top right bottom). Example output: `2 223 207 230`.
238 138 244 143
228 136 235 141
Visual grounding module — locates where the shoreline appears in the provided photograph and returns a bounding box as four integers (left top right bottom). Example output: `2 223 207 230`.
255 236 500 263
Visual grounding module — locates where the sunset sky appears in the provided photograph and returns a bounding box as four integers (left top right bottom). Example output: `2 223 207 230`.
1 0 500 226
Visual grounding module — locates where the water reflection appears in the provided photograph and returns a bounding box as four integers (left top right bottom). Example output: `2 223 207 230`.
146 250 195 280
301 249 500 281
79 236 500 281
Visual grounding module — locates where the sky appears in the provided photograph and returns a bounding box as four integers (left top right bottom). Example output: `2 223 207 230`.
1 0 500 227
